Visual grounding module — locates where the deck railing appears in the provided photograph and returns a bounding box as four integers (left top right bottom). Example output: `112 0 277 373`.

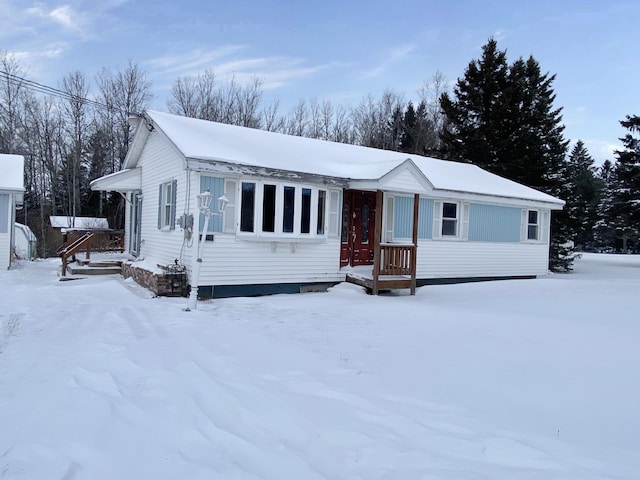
379 243 415 276
57 229 124 276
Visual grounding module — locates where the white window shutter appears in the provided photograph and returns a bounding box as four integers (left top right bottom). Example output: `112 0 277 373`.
169 179 177 230
461 202 470 240
433 200 442 239
541 209 550 244
328 189 341 237
520 209 527 242
223 179 237 233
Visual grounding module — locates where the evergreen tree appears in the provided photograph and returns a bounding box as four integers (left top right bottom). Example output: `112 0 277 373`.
608 115 640 251
440 38 573 271
593 159 617 250
564 141 602 250
400 101 417 153
440 38 510 169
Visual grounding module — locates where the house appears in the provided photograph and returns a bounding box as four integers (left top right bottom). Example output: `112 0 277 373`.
0 154 25 269
90 110 564 298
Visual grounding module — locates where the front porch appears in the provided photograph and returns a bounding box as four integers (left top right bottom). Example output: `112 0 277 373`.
344 190 419 295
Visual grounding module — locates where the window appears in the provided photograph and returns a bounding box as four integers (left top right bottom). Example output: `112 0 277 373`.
527 210 539 240
236 181 336 238
442 202 458 236
317 190 326 234
301 188 312 234
283 186 296 233
240 182 256 232
361 204 370 244
157 180 176 230
262 184 276 232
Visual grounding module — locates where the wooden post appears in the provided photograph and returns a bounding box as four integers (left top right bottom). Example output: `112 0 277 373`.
372 189 383 295
411 193 419 295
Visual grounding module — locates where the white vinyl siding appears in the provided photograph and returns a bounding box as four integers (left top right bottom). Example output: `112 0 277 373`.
416 240 549 278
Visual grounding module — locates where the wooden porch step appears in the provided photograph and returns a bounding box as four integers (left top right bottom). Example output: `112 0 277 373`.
346 273 413 292
66 264 122 275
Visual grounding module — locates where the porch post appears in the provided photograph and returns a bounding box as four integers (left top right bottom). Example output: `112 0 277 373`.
411 193 419 295
372 189 383 295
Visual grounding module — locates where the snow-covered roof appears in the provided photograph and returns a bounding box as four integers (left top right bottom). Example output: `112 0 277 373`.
144 110 564 206
0 154 25 192
49 216 109 229
90 168 141 192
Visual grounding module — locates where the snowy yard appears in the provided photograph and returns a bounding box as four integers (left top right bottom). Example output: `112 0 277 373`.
1 253 639 479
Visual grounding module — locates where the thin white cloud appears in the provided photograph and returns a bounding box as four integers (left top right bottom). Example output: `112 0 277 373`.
147 46 342 91
146 46 249 75
50 5 84 31
362 44 415 79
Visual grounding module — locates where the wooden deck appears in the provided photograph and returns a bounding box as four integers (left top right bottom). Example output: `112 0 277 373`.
57 229 124 277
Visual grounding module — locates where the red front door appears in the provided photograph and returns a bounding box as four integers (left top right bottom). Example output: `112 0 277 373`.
340 190 376 267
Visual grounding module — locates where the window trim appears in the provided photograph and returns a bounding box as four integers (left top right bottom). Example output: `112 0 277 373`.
441 201 459 237
157 179 176 230
527 209 539 241
433 199 469 241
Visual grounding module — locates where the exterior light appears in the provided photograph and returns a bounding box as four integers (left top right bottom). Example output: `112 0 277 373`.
185 189 227 312
217 194 229 214
197 190 213 212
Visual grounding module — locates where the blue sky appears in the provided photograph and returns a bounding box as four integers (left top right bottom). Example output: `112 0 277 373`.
2 0 638 164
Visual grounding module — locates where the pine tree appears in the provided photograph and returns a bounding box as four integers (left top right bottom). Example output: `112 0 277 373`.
440 38 573 271
440 38 510 169
564 141 602 250
400 101 417 153
608 115 640 251
593 160 617 250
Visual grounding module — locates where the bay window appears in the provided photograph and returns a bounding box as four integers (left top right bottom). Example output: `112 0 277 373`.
237 181 335 238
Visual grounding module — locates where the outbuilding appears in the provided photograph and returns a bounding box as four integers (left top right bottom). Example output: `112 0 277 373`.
0 154 25 269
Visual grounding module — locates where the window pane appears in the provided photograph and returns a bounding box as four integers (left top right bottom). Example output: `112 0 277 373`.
317 190 326 234
528 210 538 224
443 202 457 219
361 204 370 244
301 188 311 234
341 201 349 243
283 186 295 233
240 182 255 232
528 225 538 240
262 184 276 232
442 219 457 236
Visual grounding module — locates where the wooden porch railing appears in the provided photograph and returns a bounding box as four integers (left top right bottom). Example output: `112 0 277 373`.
379 244 415 276
371 243 417 294
57 229 124 276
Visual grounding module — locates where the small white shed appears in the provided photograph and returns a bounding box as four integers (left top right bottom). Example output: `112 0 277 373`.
14 222 37 260
0 154 25 269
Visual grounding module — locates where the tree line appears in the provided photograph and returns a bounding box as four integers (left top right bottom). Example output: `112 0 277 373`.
1 39 638 269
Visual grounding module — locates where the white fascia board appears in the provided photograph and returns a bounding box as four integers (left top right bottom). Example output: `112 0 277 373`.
90 168 142 192
428 189 565 210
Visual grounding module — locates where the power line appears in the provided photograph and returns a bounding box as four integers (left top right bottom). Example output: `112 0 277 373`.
0 69 136 116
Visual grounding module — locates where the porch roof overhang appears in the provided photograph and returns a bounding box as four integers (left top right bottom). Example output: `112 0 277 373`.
90 168 142 192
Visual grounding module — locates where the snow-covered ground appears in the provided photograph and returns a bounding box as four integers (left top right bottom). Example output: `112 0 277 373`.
1 253 638 479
